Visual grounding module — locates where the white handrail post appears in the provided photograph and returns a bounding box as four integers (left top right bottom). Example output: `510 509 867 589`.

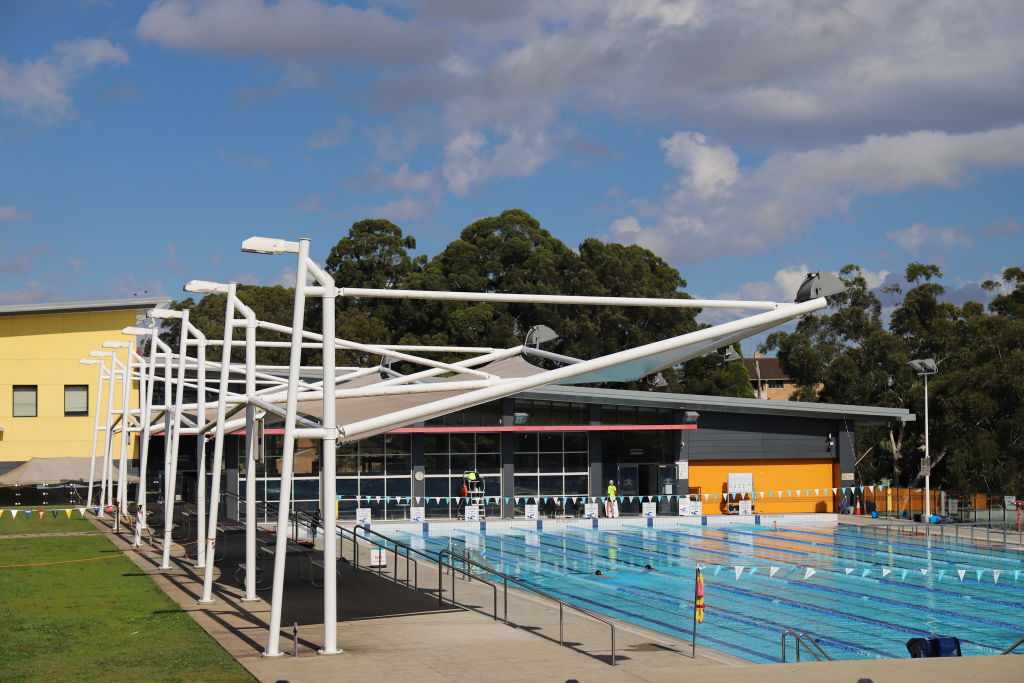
200 287 238 603
265 239 310 657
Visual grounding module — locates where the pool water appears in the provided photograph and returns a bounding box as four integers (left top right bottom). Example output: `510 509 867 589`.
385 522 1024 662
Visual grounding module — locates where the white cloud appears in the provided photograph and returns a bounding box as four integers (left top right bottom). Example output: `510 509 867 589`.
0 38 129 123
295 193 323 213
0 205 33 223
137 0 446 63
859 268 891 290
611 123 1024 262
367 195 440 222
885 222 973 252
362 163 437 192
306 117 352 149
660 131 740 199
442 128 549 195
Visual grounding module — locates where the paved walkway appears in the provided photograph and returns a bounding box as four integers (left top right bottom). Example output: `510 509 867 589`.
91 516 1020 682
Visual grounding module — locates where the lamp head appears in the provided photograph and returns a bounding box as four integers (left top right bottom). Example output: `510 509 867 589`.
908 358 938 374
184 280 230 294
241 236 301 254
524 324 559 348
148 308 182 319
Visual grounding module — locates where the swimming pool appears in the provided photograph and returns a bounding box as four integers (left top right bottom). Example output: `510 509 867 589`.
384 521 1024 662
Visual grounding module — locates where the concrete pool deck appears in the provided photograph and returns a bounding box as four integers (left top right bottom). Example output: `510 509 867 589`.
93 514 1021 682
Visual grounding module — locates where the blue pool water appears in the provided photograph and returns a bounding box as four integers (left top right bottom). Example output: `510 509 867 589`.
384 522 1024 662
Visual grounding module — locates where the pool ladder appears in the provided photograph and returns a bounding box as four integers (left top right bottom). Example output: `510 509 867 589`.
781 631 833 662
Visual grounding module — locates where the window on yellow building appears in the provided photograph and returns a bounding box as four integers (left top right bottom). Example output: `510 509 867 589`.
64 385 88 417
13 385 37 417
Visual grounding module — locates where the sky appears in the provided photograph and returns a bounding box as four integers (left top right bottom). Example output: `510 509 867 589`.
2 1 1023 350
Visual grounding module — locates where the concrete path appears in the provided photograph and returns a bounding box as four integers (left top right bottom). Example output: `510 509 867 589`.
90 515 1021 682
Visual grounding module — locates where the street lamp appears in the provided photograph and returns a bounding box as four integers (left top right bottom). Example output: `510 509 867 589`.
908 358 938 521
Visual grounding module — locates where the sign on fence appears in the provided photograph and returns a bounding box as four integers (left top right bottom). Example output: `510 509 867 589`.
464 505 479 521
409 506 425 522
583 503 599 519
356 507 372 524
642 501 657 518
524 504 539 520
370 547 387 567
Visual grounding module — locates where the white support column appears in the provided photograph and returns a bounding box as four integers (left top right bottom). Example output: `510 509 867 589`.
195 333 208 569
86 361 108 509
265 239 310 657
309 257 341 654
242 317 259 601
134 343 158 547
115 351 132 519
161 317 191 570
99 356 118 516
200 286 238 604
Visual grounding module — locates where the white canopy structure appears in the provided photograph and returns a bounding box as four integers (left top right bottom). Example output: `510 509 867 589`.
78 233 843 659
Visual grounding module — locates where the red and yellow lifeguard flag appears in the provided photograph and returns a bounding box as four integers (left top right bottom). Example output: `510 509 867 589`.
695 568 705 623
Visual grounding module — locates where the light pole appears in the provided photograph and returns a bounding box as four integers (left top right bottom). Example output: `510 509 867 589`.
908 358 938 521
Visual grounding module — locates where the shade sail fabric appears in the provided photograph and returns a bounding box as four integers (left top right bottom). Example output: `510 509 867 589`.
0 456 138 486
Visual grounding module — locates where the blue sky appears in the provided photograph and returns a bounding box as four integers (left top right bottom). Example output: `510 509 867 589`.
2 1 1022 348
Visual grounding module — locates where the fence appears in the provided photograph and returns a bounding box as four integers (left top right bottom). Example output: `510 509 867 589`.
857 486 1021 523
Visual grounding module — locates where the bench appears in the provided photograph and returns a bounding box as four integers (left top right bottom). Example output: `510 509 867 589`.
234 536 314 588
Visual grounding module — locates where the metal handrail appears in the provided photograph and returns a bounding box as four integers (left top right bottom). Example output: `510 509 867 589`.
438 547 617 665
1002 636 1024 655
781 630 833 662
346 524 420 588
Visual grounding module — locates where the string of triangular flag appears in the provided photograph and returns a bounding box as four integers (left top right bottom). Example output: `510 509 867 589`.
705 564 1021 584
0 507 89 519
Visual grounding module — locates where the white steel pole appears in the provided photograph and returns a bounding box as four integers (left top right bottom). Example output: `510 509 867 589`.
242 311 259 601
100 357 118 516
309 257 341 654
199 286 238 603
265 239 310 657
924 373 930 522
133 341 158 547
86 361 108 509
195 328 209 569
115 352 132 519
161 318 191 569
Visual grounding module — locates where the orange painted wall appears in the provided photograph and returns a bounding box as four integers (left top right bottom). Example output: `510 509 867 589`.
690 458 836 514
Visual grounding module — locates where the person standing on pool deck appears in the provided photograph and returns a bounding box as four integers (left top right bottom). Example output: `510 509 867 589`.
605 480 619 518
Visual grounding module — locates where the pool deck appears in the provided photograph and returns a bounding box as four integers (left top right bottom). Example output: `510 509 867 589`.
93 514 1021 682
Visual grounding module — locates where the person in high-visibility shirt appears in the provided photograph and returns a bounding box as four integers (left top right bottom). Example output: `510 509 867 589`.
605 480 619 518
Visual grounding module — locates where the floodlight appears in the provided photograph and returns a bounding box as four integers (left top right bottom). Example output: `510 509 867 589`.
647 373 669 389
241 236 301 254
795 271 846 302
907 358 937 374
122 326 155 335
513 412 529 425
524 324 559 348
148 308 182 319
184 280 231 294
716 346 741 362
682 410 700 424
102 341 131 349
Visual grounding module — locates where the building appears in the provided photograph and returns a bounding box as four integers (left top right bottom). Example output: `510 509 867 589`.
0 297 170 476
743 354 815 400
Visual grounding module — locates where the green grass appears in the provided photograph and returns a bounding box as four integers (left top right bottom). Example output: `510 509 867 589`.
0 508 96 535
0 534 254 682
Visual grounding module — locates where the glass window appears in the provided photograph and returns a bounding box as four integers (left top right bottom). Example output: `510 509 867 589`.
360 435 384 455
476 433 499 453
337 454 358 476
425 477 450 498
386 452 410 475
514 452 538 472
564 432 587 452
423 434 447 453
13 385 37 417
386 477 410 498
539 432 562 452
514 476 538 497
475 452 500 473
514 433 537 453
538 453 563 472
293 479 318 500
384 433 410 454
360 455 385 474
425 452 448 474
564 451 589 471
64 385 88 416
336 479 358 497
449 452 472 473
565 475 589 495
539 475 563 496
360 478 385 497
450 433 474 453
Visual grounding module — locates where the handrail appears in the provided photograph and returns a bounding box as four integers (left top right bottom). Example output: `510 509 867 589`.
781 630 833 662
348 524 420 588
438 548 500 621
1002 636 1024 655
438 547 617 665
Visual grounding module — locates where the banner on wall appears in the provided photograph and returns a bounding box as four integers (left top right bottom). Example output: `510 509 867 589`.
583 503 599 519
524 504 539 520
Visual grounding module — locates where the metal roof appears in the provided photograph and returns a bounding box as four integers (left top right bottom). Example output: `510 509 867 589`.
0 296 173 317
521 384 915 424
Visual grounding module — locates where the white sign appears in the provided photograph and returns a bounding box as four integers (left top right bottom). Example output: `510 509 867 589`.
583 503 599 519
464 505 479 521
678 498 690 516
675 460 689 479
356 507 372 524
738 499 753 515
728 472 753 494
369 547 387 567
689 499 703 516
524 504 539 520
642 502 657 518
409 506 425 522
841 472 855 481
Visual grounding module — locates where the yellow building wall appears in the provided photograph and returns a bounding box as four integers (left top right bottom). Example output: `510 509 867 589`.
0 309 142 464
690 458 836 514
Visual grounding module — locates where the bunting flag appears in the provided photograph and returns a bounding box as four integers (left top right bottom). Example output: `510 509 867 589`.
957 569 967 581
65 509 73 518
694 568 705 623
881 568 892 577
51 510 58 519
38 510 45 518
919 568 929 575
844 568 855 575
803 567 816 580
993 570 1002 584
712 566 722 576
861 568 871 577
769 567 780 578
901 569 908 581
937 570 947 580
976 570 984 581
734 566 745 579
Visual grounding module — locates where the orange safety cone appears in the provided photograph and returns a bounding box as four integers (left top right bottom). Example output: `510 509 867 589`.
854 498 862 515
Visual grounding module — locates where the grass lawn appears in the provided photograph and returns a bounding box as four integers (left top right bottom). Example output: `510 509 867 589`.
0 534 254 682
0 508 96 535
